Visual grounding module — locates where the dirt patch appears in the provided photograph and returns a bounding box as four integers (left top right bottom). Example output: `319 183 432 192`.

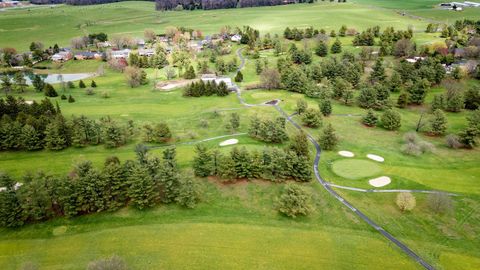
155 79 198 91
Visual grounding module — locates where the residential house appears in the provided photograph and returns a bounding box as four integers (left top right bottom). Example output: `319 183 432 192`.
138 48 155 57
231 34 242 42
96 41 112 48
110 49 131 59
51 51 73 62
201 74 234 89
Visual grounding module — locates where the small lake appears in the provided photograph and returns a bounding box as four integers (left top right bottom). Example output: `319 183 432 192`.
24 73 94 85
1 72 94 85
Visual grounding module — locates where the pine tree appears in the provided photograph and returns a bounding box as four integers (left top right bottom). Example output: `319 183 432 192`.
0 173 24 227
21 124 43 150
231 147 252 179
315 41 328 57
277 183 313 218
154 122 172 143
229 112 240 131
357 86 377 109
32 75 45 92
381 109 402 130
175 176 200 209
430 94 445 111
301 108 322 128
193 144 213 177
234 71 243 82
79 80 86 88
102 158 128 210
370 58 386 83
429 109 447 136
331 39 342 54
68 95 75 103
43 84 58 97
296 99 308 114
44 115 71 150
397 91 409 108
290 131 309 158
362 109 378 127
91 80 97 88
458 127 478 149
183 66 196 79
319 99 332 116
319 123 338 151
128 165 158 209
388 71 402 92
217 154 237 181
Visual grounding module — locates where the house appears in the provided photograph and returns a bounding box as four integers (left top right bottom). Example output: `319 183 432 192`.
454 48 465 58
138 48 155 57
231 34 242 42
188 41 203 52
201 74 234 89
406 56 425 63
110 49 131 59
51 51 73 62
136 39 146 48
96 41 112 48
74 51 96 60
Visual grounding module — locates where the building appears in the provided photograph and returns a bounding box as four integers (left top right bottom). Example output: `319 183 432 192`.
405 56 426 63
96 41 112 48
110 49 131 59
201 74 234 89
51 51 73 62
231 34 242 42
74 51 98 60
138 48 155 56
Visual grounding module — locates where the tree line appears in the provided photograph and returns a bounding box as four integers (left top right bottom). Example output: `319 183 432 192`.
183 80 230 97
155 0 314 11
0 146 200 228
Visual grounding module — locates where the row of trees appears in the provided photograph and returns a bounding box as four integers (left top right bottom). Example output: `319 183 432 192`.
193 144 312 182
155 0 307 11
248 116 288 143
183 80 230 97
0 146 200 228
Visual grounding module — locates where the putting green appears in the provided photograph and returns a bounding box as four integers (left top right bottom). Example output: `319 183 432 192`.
332 159 382 180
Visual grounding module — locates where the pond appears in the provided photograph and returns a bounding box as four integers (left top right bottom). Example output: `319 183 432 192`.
1 71 94 85
24 73 94 85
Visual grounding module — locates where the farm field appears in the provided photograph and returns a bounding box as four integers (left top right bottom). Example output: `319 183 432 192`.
0 0 472 51
1 1 480 270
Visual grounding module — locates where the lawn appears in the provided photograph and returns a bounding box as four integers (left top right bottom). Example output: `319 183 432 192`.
331 159 382 180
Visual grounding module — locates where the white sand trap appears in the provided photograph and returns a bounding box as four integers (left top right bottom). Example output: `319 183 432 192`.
338 151 354 158
369 176 391 187
25 100 34 105
367 154 384 162
219 139 238 146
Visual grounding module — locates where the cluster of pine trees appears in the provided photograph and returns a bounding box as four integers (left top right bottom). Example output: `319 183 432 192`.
183 80 230 97
193 141 311 182
0 96 132 151
248 116 289 143
128 47 169 69
0 146 200 228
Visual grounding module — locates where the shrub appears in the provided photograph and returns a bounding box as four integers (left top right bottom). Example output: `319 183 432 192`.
101 91 110 99
79 80 86 88
403 132 419 144
362 109 378 127
277 183 313 218
301 108 322 128
396 192 416 212
68 95 75 103
86 88 95 95
199 119 209 128
381 109 401 130
401 142 421 156
43 84 58 97
87 255 128 270
446 134 462 149
418 140 435 153
91 80 97 88
427 193 453 214
60 94 67 100
67 81 75 89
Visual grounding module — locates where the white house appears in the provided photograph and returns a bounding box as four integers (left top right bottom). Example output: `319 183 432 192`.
231 34 242 42
201 74 233 89
111 49 131 59
51 51 72 62
138 48 155 56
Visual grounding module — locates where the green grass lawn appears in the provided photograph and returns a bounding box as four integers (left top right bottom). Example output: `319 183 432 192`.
331 159 382 180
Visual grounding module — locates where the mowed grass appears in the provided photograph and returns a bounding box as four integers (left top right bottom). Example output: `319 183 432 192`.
0 1 431 51
331 159 382 180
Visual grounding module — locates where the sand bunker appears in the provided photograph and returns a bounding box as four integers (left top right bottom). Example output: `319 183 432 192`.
369 176 391 187
338 151 354 158
156 79 196 91
219 139 239 146
367 154 384 162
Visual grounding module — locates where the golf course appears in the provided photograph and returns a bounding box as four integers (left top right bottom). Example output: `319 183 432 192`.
0 1 479 269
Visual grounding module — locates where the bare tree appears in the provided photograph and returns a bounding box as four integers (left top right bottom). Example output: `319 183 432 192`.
396 192 416 212
260 68 281 90
144 29 156 43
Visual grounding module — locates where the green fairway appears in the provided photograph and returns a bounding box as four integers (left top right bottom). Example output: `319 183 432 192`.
331 159 382 180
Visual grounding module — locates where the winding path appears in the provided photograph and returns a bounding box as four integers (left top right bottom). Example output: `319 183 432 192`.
233 47 436 270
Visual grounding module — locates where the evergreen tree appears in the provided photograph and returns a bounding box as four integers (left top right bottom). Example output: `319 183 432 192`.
277 183 313 218
175 176 200 209
331 39 342 54
32 75 45 92
0 173 24 227
430 94 445 111
301 108 322 128
21 124 43 150
445 91 464 112
370 58 386 83
464 86 480 110
128 165 158 209
68 95 75 103
193 144 213 177
13 72 28 93
381 109 402 130
102 119 127 148
234 71 243 82
362 109 378 127
229 112 240 131
397 91 409 108
429 109 447 136
183 66 196 79
79 80 86 88
319 123 338 150
315 41 328 57
154 122 172 143
1 75 12 96
91 80 97 88
44 84 58 97
290 131 309 158
357 86 377 109
217 154 237 181
296 99 308 114
319 99 332 116
408 79 429 105
44 115 71 150
458 127 478 149
102 158 128 210
388 71 402 92
289 151 312 182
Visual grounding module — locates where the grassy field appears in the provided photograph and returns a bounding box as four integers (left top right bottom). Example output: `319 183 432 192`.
0 1 434 51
